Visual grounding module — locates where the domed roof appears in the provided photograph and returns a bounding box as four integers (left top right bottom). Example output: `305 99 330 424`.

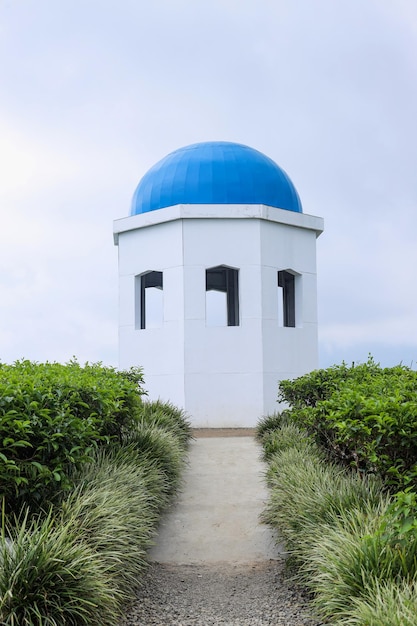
130 141 302 215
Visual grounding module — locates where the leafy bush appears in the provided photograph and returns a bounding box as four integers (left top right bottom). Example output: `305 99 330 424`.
278 358 382 409
0 354 192 623
278 358 417 488
259 405 417 625
0 396 192 625
0 360 145 513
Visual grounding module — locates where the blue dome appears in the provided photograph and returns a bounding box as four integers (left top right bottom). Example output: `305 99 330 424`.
130 141 302 215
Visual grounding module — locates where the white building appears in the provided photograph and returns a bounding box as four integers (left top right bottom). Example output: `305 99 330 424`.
114 142 323 427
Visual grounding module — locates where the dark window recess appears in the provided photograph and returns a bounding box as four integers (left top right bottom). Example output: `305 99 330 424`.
137 271 163 329
206 266 239 327
278 270 295 327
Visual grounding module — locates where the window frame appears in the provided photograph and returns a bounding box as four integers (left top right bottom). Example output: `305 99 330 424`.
205 265 240 327
278 269 298 328
135 270 163 330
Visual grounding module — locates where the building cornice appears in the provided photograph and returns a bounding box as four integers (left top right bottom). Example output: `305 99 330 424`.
113 204 324 245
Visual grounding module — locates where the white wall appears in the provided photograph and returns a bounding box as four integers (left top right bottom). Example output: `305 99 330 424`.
114 205 323 426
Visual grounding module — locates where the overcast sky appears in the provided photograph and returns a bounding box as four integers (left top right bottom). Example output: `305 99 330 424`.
1 0 417 374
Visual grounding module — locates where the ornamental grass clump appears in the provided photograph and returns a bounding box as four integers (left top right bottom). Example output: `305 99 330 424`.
61 448 165 597
260 360 417 624
259 411 417 625
58 403 192 599
260 421 319 464
121 422 186 494
346 579 417 626
0 403 191 625
0 510 120 626
263 442 385 560
137 400 192 451
303 502 417 623
256 412 287 441
0 358 192 624
259 421 385 542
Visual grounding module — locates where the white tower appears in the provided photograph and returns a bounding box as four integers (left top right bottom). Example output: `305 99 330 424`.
114 142 323 427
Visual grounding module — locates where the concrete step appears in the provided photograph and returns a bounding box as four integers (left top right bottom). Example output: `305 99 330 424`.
149 435 285 564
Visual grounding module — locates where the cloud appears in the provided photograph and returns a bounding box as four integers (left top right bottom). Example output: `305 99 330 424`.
320 313 417 351
0 0 416 372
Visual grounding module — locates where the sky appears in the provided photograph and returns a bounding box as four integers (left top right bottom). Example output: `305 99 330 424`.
1 0 417 373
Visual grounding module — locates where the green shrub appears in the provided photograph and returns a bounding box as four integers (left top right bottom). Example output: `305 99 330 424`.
0 509 120 626
0 392 191 624
260 378 417 625
278 358 417 488
0 360 145 514
277 356 382 409
379 488 417 537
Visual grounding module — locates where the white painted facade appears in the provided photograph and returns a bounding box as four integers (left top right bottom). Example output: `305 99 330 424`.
114 204 323 427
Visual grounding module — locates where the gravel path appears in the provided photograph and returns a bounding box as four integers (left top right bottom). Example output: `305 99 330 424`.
120 434 322 625
120 560 322 626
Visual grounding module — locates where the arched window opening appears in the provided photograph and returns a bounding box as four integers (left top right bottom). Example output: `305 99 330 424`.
206 266 239 327
135 271 163 329
278 270 296 328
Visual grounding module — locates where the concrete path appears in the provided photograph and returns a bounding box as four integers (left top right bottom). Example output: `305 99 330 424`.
149 433 285 564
